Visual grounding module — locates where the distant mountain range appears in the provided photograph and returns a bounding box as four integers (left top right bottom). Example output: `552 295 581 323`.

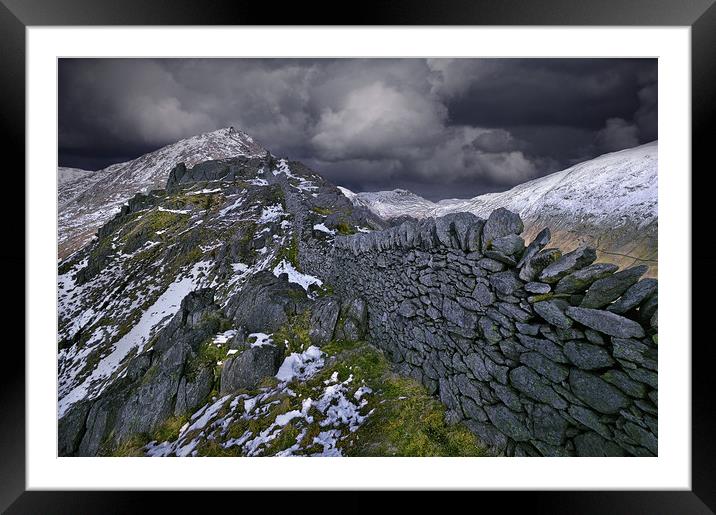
339 142 658 276
58 127 268 258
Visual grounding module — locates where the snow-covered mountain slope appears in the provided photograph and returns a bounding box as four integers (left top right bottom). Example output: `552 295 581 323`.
58 167 110 211
342 142 658 275
58 127 269 259
337 187 438 220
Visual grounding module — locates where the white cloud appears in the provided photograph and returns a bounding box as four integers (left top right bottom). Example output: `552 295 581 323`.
310 82 447 160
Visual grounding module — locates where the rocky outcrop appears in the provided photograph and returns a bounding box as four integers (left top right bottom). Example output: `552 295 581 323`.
58 289 224 456
330 209 658 457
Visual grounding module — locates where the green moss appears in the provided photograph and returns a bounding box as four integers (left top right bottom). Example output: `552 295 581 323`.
336 221 356 235
152 414 189 443
528 293 554 303
272 235 300 268
312 206 332 215
273 311 311 356
107 434 148 457
122 210 188 243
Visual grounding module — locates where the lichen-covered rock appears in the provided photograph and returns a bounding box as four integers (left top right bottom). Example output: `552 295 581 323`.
565 307 645 338
225 271 309 333
533 300 572 329
519 352 569 383
580 265 648 309
574 431 626 457
538 246 597 284
607 278 658 314
519 248 562 282
481 208 524 250
509 366 567 409
525 282 551 294
554 263 619 294
331 297 367 341
517 227 550 268
612 338 657 370
563 341 615 370
485 404 531 442
532 403 569 446
569 369 629 414
490 234 525 257
488 270 522 296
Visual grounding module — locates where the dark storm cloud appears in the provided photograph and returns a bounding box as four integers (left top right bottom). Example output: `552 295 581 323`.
59 58 657 200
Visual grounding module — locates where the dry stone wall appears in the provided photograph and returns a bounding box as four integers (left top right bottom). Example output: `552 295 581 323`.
330 209 658 457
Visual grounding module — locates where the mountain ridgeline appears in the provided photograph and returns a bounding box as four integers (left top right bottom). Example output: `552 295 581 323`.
341 142 658 277
58 133 658 457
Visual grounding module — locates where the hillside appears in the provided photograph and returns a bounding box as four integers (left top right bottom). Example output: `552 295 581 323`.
342 142 658 275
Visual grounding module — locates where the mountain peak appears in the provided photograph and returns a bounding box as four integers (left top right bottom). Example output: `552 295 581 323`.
58 127 270 258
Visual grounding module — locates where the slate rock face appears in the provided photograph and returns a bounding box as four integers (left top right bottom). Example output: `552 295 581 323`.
225 271 310 333
60 288 225 456
220 343 284 394
309 296 342 346
332 209 657 457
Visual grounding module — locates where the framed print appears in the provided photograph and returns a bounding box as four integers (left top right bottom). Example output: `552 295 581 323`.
3 0 715 512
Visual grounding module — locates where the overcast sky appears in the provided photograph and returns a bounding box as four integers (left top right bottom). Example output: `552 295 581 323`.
59 58 657 200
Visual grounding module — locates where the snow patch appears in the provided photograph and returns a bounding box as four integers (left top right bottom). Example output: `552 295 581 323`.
272 260 323 291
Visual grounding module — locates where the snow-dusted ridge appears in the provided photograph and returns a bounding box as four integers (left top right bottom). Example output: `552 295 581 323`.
340 142 658 274
58 127 269 258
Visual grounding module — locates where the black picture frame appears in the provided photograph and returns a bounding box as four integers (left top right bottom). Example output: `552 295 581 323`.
3 0 713 512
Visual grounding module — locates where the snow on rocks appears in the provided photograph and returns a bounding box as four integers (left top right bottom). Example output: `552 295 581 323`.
275 346 325 382
58 260 211 417
258 204 285 223
313 223 336 236
272 259 323 291
248 332 274 347
144 344 374 457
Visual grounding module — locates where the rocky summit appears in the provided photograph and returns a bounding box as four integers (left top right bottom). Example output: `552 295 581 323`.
58 133 658 458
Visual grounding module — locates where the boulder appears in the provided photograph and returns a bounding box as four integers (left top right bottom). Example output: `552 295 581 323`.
220 344 284 393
